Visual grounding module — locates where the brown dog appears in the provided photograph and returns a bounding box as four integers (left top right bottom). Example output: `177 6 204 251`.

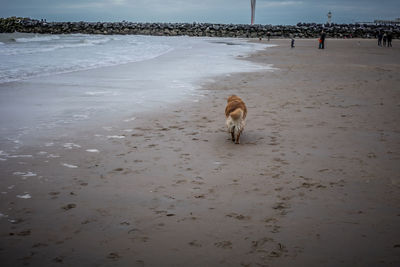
225 95 247 144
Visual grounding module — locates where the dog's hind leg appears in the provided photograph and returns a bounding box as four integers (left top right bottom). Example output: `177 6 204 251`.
231 126 235 142
235 131 241 144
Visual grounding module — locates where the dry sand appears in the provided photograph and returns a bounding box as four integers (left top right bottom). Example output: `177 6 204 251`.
1 39 400 266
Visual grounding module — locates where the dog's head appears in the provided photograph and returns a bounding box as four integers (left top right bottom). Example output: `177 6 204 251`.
227 95 242 103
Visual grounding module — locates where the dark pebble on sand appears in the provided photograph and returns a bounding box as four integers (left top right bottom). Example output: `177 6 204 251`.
62 203 76 210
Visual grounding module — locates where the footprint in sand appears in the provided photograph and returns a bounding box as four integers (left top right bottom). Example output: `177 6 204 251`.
175 179 187 185
107 252 120 260
61 203 76 211
32 243 48 248
49 192 60 199
272 202 290 211
214 241 232 249
251 237 274 252
16 230 31 236
226 213 251 220
189 240 202 247
53 256 64 263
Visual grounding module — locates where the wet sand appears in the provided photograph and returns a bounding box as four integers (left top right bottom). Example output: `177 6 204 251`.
1 39 400 266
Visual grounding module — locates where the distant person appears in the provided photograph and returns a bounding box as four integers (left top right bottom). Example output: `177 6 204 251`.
291 37 295 48
377 31 383 46
267 31 271 41
387 32 393 47
383 33 387 47
319 31 326 49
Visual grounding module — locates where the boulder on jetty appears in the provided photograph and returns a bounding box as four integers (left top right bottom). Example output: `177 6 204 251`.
1 17 399 38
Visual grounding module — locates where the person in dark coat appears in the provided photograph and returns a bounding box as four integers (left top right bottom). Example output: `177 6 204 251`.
267 31 271 41
377 31 383 46
387 32 393 47
383 33 387 47
319 31 326 49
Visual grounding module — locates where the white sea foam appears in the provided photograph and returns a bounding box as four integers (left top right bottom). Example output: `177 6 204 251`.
17 193 31 199
124 117 136 122
82 37 111 45
14 35 61 43
63 143 81 149
86 149 99 153
85 91 118 96
13 171 37 177
7 155 33 158
62 163 78 168
73 114 89 120
107 135 125 139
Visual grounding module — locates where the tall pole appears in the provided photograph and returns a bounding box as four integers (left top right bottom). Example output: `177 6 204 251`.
251 0 256 25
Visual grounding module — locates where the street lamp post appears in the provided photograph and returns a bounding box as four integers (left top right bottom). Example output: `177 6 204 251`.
251 0 256 25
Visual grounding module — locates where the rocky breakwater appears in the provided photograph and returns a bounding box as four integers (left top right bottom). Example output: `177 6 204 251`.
1 17 399 38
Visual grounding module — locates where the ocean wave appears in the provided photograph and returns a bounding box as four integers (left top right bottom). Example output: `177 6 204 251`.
14 35 61 43
0 44 173 83
0 35 187 83
0 42 108 56
82 37 111 45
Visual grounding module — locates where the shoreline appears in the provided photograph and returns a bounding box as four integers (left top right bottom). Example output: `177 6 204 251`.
0 39 399 266
0 35 271 152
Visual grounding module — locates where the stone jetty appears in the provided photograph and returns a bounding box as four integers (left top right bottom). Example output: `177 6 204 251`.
1 17 399 38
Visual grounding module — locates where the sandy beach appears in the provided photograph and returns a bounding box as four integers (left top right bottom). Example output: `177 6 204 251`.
1 38 400 266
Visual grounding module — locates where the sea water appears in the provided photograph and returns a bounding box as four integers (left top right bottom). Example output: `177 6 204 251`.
0 33 274 152
0 33 175 83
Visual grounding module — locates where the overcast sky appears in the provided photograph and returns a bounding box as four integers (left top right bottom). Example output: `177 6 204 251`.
1 0 399 25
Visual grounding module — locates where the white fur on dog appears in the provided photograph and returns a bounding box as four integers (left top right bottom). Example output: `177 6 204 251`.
226 112 245 140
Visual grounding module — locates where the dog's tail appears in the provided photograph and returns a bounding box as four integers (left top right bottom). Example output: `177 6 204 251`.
227 108 245 136
229 108 243 121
